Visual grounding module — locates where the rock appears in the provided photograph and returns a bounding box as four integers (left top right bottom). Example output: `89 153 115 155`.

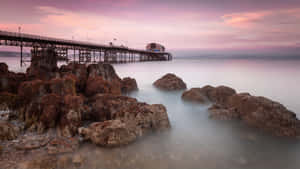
181 88 208 103
39 94 62 131
226 93 300 137
24 94 62 132
205 86 236 105
15 134 51 150
181 85 236 104
209 104 239 120
87 63 121 81
85 76 112 97
85 76 121 97
0 120 19 141
59 95 84 137
18 79 48 105
0 92 18 110
121 77 138 93
60 63 87 92
153 73 187 91
207 91 300 137
78 120 138 147
0 62 8 74
80 94 171 147
0 70 26 93
26 48 59 80
49 75 76 96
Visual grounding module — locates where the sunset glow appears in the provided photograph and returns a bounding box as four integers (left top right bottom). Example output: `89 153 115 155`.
1 0 300 50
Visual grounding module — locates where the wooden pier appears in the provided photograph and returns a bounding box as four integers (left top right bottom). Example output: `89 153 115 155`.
0 30 172 66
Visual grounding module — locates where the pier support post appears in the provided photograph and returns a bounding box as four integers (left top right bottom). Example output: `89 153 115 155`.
20 44 23 67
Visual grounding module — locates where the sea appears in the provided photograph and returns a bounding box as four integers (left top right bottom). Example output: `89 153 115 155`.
2 55 300 169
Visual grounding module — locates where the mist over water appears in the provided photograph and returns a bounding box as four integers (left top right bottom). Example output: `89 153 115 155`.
2 57 300 169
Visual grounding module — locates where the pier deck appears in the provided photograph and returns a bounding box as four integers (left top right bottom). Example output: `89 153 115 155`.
0 30 172 66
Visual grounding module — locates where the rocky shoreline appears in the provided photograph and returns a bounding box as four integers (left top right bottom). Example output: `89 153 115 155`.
1 52 299 169
0 51 170 169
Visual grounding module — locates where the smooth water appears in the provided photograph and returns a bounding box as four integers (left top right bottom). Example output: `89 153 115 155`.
2 57 300 169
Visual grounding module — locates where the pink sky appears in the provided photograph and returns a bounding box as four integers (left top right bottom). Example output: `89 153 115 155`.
1 0 300 51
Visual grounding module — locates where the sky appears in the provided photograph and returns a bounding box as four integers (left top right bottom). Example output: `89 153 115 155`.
1 0 300 55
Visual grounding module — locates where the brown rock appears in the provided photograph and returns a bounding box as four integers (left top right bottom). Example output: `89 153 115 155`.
0 92 18 110
181 85 236 104
85 76 111 97
207 91 300 137
79 120 138 147
15 134 51 150
181 88 208 103
26 48 59 80
39 94 62 130
59 95 84 137
121 77 138 93
226 93 300 137
85 76 121 97
206 86 236 104
0 71 26 93
208 104 239 120
0 62 9 74
0 120 19 141
87 63 121 81
49 75 76 96
18 79 48 105
153 73 187 91
59 62 88 93
80 94 171 147
24 94 62 132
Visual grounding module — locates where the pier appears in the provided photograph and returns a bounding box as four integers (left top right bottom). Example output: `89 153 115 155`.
0 30 172 66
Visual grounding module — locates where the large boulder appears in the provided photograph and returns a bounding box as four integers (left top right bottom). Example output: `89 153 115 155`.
0 120 19 141
79 94 171 147
87 63 121 81
224 93 300 137
182 85 236 104
121 77 138 93
153 73 187 91
79 120 138 147
181 88 208 103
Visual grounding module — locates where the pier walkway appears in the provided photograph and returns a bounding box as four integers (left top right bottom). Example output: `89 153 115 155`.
0 30 172 66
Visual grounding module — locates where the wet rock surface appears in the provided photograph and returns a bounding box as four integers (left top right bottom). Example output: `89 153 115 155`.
183 85 300 137
153 73 187 91
182 85 236 104
79 94 170 147
121 77 138 93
